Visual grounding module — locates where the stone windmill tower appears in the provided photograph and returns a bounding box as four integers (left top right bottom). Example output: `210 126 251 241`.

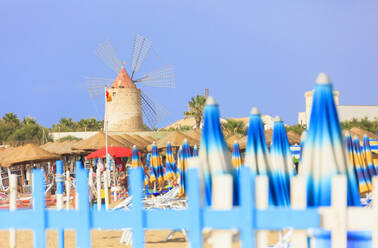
86 34 175 132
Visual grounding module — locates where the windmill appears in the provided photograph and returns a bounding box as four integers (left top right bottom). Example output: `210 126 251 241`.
86 34 175 132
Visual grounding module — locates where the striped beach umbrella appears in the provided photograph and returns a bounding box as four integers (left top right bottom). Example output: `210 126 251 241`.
301 73 360 207
369 139 378 154
177 146 186 196
352 135 372 194
270 116 296 207
362 135 378 177
231 141 243 177
177 139 192 196
165 142 177 182
131 145 141 168
244 107 274 204
193 144 199 158
199 97 234 206
150 143 165 188
345 133 371 195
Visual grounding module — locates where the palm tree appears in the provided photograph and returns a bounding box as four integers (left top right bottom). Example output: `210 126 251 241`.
222 119 246 137
184 95 206 129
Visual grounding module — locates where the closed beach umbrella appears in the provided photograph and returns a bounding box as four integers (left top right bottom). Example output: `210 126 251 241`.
345 133 371 195
150 143 165 188
165 142 177 181
244 107 274 205
131 145 141 168
231 141 242 177
301 73 360 207
352 135 372 194
362 135 377 177
177 146 185 196
270 116 296 207
193 144 199 158
199 97 234 206
177 139 192 196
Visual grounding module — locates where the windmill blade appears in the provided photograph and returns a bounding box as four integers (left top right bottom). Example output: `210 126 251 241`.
130 34 153 79
133 65 175 88
85 77 112 99
95 39 123 73
141 90 168 129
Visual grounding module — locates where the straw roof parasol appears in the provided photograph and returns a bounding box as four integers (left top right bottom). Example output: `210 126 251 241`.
184 129 202 141
147 131 199 151
110 135 134 148
0 144 60 167
54 140 86 155
131 135 151 146
286 131 301 145
72 131 127 151
41 141 64 154
118 134 146 150
343 127 378 140
142 135 156 143
226 135 245 149
0 147 16 165
40 142 53 150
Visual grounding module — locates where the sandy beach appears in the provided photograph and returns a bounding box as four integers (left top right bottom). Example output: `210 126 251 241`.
0 229 280 247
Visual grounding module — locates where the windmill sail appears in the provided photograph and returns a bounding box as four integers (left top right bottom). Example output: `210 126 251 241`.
134 65 175 88
95 39 123 73
141 90 168 129
130 34 153 79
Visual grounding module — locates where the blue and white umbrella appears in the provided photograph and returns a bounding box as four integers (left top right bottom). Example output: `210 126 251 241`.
244 107 275 205
199 97 234 206
301 73 360 206
270 116 296 207
362 135 377 177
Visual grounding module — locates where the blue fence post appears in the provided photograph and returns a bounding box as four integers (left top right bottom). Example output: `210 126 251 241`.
32 169 46 248
186 168 203 248
129 168 145 248
56 160 64 248
239 167 255 247
75 161 91 248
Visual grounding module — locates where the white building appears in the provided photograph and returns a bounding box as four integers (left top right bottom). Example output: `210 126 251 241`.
298 90 378 126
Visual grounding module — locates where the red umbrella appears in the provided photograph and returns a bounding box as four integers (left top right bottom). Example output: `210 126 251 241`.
86 147 139 159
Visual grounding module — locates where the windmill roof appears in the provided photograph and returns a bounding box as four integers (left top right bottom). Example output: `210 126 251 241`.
111 64 136 88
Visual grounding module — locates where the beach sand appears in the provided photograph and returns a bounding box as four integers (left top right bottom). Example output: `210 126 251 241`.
0 229 279 247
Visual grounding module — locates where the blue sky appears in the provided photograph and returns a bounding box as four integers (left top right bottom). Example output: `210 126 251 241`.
0 0 377 128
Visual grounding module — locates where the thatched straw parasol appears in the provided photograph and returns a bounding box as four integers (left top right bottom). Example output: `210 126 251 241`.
119 134 146 150
183 129 202 141
147 131 198 152
54 140 86 155
0 144 60 167
40 141 62 153
343 127 378 140
286 131 301 145
226 135 246 150
72 131 127 151
142 135 156 143
110 135 134 148
131 135 151 146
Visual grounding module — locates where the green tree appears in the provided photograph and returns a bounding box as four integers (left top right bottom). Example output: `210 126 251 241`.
0 112 21 143
6 116 46 144
184 95 206 130
58 136 82 142
222 119 246 137
341 117 378 133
